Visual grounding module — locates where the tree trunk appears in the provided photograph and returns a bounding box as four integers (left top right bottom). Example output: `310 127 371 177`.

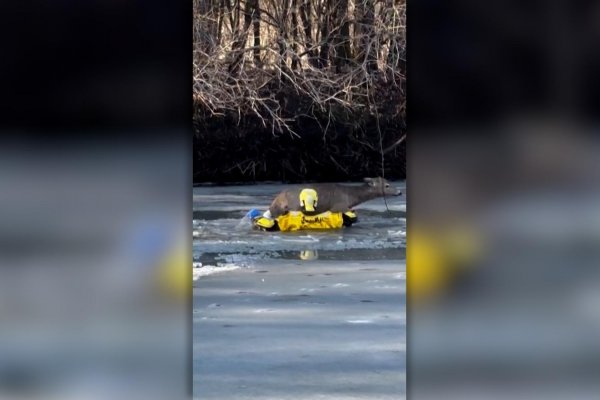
291 0 302 70
299 0 319 67
228 0 253 76
318 0 331 68
331 0 352 72
356 0 378 72
196 0 219 53
277 0 292 80
251 0 261 66
385 0 405 74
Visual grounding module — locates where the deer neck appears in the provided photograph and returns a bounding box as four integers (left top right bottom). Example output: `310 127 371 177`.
346 185 381 208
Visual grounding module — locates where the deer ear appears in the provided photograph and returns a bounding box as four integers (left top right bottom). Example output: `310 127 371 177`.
363 177 377 187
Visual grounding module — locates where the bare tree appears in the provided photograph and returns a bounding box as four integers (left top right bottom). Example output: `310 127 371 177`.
193 0 406 134
331 0 352 71
355 0 378 72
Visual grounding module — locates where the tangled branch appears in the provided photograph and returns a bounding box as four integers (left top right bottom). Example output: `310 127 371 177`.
193 0 406 136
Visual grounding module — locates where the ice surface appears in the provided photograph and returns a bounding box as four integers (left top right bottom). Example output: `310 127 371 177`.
193 182 406 257
194 259 406 400
193 263 242 280
193 183 406 399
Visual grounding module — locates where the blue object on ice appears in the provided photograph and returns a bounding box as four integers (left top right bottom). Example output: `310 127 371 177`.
246 208 262 220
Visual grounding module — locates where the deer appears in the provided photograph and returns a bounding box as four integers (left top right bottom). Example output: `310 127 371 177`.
267 177 402 218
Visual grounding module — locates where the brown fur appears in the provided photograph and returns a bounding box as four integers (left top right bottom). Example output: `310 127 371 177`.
269 177 401 217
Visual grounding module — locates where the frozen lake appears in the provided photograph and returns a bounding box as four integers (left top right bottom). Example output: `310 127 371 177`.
193 182 406 399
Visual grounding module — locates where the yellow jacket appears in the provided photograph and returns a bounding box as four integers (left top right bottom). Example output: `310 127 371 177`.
253 210 357 232
277 211 344 231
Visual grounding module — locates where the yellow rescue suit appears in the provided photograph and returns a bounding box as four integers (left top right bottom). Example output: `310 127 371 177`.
253 188 357 231
253 210 357 231
277 211 344 231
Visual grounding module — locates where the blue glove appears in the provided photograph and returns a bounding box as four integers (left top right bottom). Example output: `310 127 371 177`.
246 208 262 220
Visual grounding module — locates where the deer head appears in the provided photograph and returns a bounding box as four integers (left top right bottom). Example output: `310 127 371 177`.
363 177 402 196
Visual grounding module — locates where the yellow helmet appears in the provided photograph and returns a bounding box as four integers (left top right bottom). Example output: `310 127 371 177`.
299 188 318 212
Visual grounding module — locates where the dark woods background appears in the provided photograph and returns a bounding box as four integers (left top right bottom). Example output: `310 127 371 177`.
193 0 406 183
